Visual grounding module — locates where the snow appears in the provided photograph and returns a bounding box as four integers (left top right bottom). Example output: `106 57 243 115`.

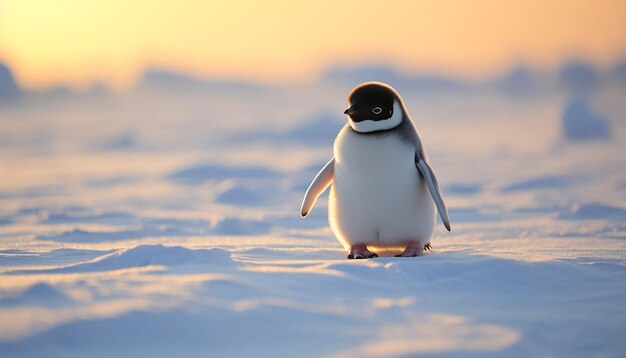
559 203 626 221
1 63 625 357
500 175 574 192
167 163 280 185
10 244 234 274
229 111 345 147
0 283 73 307
445 183 483 196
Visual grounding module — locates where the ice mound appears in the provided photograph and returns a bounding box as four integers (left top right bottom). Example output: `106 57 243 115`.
168 163 278 185
285 112 344 145
0 283 73 307
227 111 343 147
215 186 271 206
562 97 610 141
445 183 483 196
559 203 626 221
95 132 137 151
491 65 537 95
138 68 261 93
610 60 626 85
0 61 21 101
448 207 500 222
37 228 181 243
502 175 571 192
42 209 137 225
212 218 271 236
559 61 598 92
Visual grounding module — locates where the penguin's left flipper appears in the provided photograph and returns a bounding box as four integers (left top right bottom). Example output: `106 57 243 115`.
300 157 335 217
415 156 451 231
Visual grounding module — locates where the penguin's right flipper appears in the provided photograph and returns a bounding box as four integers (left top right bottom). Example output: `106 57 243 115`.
300 157 335 217
415 157 451 231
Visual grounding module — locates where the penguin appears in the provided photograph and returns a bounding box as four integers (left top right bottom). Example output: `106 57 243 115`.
300 82 450 259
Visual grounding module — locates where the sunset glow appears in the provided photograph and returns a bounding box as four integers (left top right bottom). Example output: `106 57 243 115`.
0 0 625 89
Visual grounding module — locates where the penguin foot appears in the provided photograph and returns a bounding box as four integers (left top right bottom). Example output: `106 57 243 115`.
347 244 378 259
395 241 426 257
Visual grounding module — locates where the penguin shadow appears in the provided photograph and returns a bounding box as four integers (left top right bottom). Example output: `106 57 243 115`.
349 242 433 259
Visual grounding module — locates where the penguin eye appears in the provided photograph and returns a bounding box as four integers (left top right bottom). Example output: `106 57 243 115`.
372 107 382 114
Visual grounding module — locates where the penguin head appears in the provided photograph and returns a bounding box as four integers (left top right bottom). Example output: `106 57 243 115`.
344 82 405 133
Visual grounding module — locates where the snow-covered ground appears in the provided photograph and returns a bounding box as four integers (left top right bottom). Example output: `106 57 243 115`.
1 67 625 357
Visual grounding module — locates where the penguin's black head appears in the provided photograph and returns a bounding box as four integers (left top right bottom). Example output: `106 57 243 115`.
344 82 396 121
344 82 404 133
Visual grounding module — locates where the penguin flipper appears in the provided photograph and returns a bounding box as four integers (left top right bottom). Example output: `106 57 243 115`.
415 157 451 231
300 157 335 217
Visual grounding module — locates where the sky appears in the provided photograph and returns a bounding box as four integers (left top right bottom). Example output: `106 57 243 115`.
0 0 625 90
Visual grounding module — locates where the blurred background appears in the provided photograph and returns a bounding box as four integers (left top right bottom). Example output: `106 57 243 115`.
2 0 625 89
0 0 625 250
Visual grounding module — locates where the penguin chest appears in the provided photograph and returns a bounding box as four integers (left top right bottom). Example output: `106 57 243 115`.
330 131 435 245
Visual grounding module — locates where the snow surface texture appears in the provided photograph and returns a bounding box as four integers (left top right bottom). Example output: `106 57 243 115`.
1 63 625 357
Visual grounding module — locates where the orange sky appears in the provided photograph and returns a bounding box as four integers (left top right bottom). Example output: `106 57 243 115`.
0 0 625 90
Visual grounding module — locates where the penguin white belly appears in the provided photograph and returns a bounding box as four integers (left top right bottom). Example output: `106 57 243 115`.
329 129 435 249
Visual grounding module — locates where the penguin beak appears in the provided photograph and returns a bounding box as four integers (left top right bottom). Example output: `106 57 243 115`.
344 106 357 116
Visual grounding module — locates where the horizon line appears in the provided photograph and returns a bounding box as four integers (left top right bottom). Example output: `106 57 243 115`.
2 55 625 93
